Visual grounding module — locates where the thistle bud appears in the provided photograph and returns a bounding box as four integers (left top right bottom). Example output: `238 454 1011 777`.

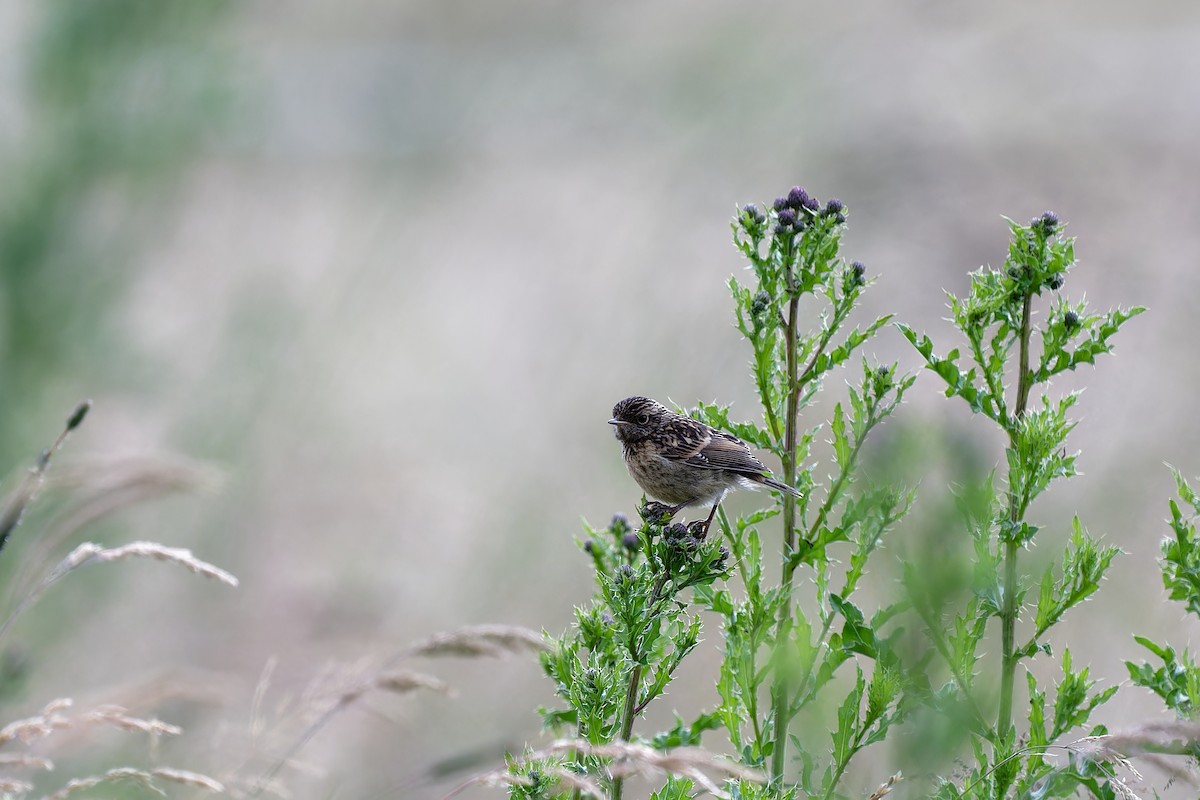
786 186 810 210
751 290 771 318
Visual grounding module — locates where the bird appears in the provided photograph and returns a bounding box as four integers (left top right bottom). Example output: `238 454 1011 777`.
609 396 800 533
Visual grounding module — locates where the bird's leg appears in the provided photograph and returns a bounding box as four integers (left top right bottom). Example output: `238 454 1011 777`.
667 499 697 517
686 501 721 540
701 500 720 538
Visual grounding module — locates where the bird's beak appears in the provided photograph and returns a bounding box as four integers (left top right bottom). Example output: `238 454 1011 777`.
608 418 627 426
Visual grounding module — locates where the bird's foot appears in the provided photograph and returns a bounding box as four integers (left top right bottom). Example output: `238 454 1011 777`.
639 500 680 524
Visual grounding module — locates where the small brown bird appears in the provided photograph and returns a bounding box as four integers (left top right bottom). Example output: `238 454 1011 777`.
609 396 800 531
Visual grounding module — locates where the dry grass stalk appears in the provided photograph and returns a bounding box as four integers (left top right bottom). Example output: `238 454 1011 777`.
246 625 546 798
1109 779 1143 800
0 777 34 794
0 754 53 770
1082 720 1200 759
42 766 225 799
455 766 604 799
86 705 182 737
0 699 74 746
1064 722 1200 795
0 540 238 646
49 456 221 496
591 741 762 798
374 670 452 696
250 656 278 742
868 772 902 799
0 401 90 553
543 766 605 798
11 456 220 603
61 541 239 587
148 767 226 792
448 739 764 800
0 698 186 760
408 624 547 659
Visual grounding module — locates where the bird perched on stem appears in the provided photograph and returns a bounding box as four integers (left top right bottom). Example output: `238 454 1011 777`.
609 396 799 534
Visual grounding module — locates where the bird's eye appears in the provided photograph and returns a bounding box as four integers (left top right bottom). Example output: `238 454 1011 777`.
637 413 650 425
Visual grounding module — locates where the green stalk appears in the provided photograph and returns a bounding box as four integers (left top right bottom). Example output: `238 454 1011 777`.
996 292 1034 744
612 573 670 800
769 287 802 783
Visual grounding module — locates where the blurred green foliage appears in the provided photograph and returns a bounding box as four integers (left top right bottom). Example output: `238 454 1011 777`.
0 0 233 457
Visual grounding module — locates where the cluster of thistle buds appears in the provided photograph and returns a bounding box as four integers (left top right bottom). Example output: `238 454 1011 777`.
629 504 726 566
1031 210 1059 235
1005 209 1067 296
775 186 846 232
739 184 847 239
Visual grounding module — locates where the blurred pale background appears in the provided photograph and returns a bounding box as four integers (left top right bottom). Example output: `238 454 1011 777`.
1 1 1199 797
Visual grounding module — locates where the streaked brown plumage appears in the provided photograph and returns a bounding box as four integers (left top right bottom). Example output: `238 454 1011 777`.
609 396 799 530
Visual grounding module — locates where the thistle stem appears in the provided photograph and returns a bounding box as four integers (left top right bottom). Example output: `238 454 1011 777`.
769 289 802 783
997 291 1034 746
612 573 670 800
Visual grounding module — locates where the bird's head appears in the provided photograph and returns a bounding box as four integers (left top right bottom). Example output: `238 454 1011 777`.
609 396 669 443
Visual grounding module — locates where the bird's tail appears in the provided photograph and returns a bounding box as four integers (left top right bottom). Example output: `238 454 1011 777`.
756 474 801 497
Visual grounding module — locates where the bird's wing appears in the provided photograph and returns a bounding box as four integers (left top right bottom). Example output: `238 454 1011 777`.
654 416 714 461
689 431 768 473
659 418 767 474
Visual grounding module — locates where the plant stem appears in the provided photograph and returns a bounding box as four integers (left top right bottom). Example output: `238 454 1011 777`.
997 292 1034 744
612 573 670 800
618 663 643 745
769 289 802 782
819 727 869 800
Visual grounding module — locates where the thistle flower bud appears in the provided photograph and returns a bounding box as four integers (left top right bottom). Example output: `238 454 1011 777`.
786 186 810 210
844 260 866 292
872 365 894 396
751 290 771 318
665 523 689 541
714 545 730 571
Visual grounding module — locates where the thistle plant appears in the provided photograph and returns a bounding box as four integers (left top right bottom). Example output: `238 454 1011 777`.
1127 470 1200 744
530 510 734 800
696 188 914 795
519 187 913 800
898 213 1143 798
